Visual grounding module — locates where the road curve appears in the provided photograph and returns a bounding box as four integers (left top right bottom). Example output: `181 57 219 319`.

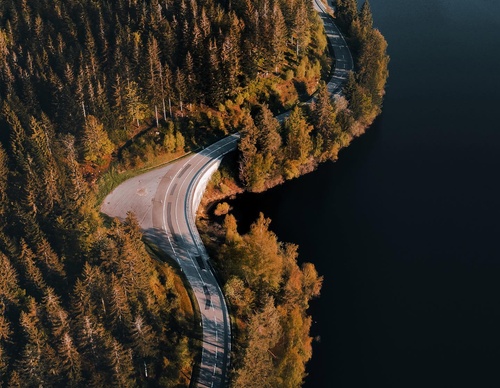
277 0 354 122
317 0 354 95
100 2 352 387
101 135 238 388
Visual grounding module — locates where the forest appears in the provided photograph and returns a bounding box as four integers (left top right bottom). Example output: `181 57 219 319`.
236 0 389 192
200 0 389 386
0 0 387 386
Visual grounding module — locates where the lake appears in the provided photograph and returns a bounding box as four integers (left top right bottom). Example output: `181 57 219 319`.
227 1 500 387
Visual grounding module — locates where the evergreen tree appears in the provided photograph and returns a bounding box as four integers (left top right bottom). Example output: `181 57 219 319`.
220 13 243 94
0 252 20 311
109 339 136 388
17 300 61 387
0 144 8 219
19 239 47 296
130 315 158 359
311 82 341 160
270 3 288 72
357 28 389 108
335 0 358 30
108 274 132 328
359 0 373 35
283 106 313 178
238 111 261 189
206 41 224 106
292 1 311 57
254 104 282 155
57 332 82 386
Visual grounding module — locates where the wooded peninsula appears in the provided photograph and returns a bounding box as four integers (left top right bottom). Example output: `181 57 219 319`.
0 0 388 386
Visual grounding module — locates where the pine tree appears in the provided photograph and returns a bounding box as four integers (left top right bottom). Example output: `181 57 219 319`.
42 287 70 341
72 278 94 322
237 111 260 189
76 315 111 374
17 301 61 387
292 1 311 57
311 82 341 160
243 213 284 292
0 315 12 344
2 100 26 171
160 64 174 120
0 145 8 220
283 106 313 178
57 332 82 386
240 0 260 80
112 74 127 129
254 104 282 155
19 239 47 296
357 28 389 108
108 274 132 328
206 40 224 106
174 68 187 111
130 315 158 359
36 236 66 282
335 0 359 30
109 339 136 387
270 3 288 72
220 13 242 94
359 0 373 34
145 34 163 106
27 115 61 215
0 252 21 311
184 51 198 103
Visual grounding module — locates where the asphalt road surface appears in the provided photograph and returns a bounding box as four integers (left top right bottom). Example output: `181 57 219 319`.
315 0 354 96
101 2 352 386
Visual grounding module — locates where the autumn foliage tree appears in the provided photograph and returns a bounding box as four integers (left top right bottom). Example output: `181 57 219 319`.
81 115 114 164
212 213 323 387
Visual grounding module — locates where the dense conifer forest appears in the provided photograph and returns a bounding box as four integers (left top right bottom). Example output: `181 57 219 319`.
0 0 387 386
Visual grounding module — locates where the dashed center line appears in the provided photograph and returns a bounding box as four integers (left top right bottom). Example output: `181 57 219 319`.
177 163 192 178
170 183 177 195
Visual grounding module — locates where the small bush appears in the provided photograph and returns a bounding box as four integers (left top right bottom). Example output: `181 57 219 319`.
214 202 231 216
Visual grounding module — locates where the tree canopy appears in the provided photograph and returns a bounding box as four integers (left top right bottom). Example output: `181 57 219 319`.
209 213 323 388
237 0 389 192
0 0 388 385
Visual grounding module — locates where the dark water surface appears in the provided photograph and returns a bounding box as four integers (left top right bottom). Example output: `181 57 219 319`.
227 1 500 387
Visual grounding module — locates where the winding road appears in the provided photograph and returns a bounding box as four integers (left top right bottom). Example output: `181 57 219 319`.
100 1 352 387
